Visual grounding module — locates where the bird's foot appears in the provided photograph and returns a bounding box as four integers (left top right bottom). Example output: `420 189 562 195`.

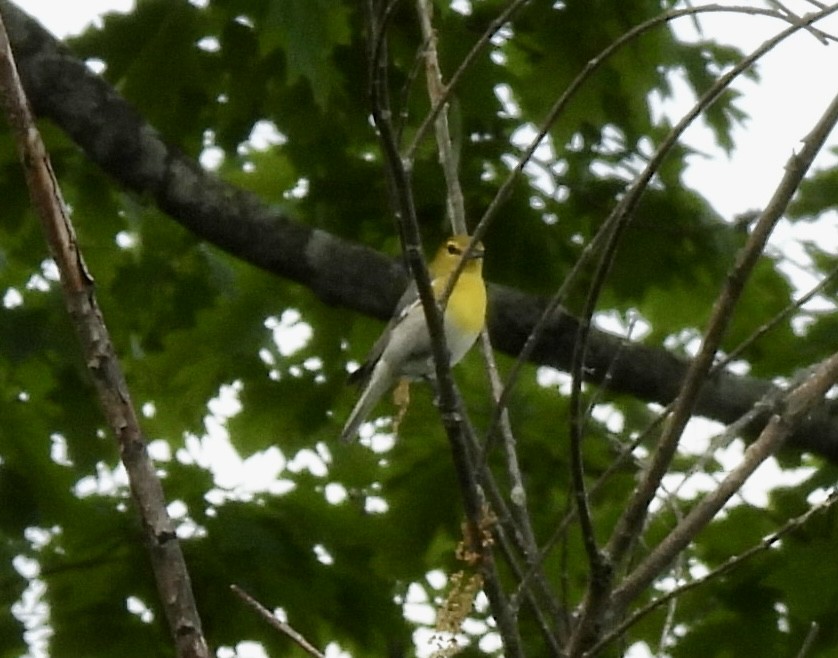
392 378 411 434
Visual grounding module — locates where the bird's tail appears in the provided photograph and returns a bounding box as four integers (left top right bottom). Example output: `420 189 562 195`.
339 360 393 443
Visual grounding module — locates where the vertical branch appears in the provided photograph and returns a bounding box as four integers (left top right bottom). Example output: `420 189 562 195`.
415 0 466 234
407 0 530 159
0 14 209 658
415 1 569 647
365 3 525 655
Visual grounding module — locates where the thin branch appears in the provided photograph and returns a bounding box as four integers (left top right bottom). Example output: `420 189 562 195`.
475 2 832 467
568 314 606 576
231 585 326 658
568 12 838 649
415 0 466 234
365 4 524 655
767 0 835 43
664 266 838 501
470 4 796 247
523 335 826 642
611 351 838 614
395 13 427 147
795 622 821 658
714 263 838 372
4 0 838 463
584 488 838 657
453 395 566 655
605 79 838 573
367 0 479 534
665 380 788 502
656 552 687 656
618 258 834 507
406 0 531 159
414 2 568 647
0 13 208 658
478 329 569 650
518 341 796 609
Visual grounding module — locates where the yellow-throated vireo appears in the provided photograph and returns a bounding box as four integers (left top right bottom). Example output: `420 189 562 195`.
339 235 487 443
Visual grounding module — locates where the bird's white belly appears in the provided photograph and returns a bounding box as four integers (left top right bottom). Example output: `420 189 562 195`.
444 313 480 366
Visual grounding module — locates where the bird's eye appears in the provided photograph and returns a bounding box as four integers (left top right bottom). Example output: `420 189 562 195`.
447 242 460 255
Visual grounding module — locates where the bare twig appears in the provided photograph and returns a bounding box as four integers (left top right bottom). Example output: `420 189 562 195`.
518 344 799 610
795 622 821 658
665 266 838 500
605 81 838 574
656 552 687 655
584 489 838 656
479 331 568 650
496 7 834 644
4 0 838 464
231 585 326 658
567 8 838 653
714 263 838 372
470 4 797 248
0 13 208 658
416 0 466 233
611 351 838 614
406 0 531 159
414 2 568 647
767 0 835 43
453 396 566 654
476 3 836 470
365 3 524 654
568 315 605 574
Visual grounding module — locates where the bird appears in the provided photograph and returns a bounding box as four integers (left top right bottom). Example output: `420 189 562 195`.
339 234 487 444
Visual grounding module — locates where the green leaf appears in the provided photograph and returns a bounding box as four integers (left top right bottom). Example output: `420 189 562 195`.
260 0 351 107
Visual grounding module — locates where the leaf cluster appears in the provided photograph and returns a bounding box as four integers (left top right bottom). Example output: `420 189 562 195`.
0 0 837 657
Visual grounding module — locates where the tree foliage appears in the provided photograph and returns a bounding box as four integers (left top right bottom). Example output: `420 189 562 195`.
1 0 838 657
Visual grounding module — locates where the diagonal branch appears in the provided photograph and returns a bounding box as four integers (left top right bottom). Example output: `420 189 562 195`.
568 23 838 654
231 585 326 658
610 351 838 614
414 0 566 649
585 487 838 656
0 11 209 658
471 1 838 473
606 84 838 572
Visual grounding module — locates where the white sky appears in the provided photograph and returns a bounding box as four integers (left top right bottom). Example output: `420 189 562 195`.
667 5 838 294
673 7 838 216
16 0 135 35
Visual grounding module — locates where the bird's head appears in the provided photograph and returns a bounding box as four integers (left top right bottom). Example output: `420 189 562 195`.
431 234 484 278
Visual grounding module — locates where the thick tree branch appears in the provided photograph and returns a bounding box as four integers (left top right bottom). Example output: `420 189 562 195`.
2 0 838 466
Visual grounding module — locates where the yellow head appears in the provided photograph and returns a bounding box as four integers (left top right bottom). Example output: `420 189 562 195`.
430 234 484 279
